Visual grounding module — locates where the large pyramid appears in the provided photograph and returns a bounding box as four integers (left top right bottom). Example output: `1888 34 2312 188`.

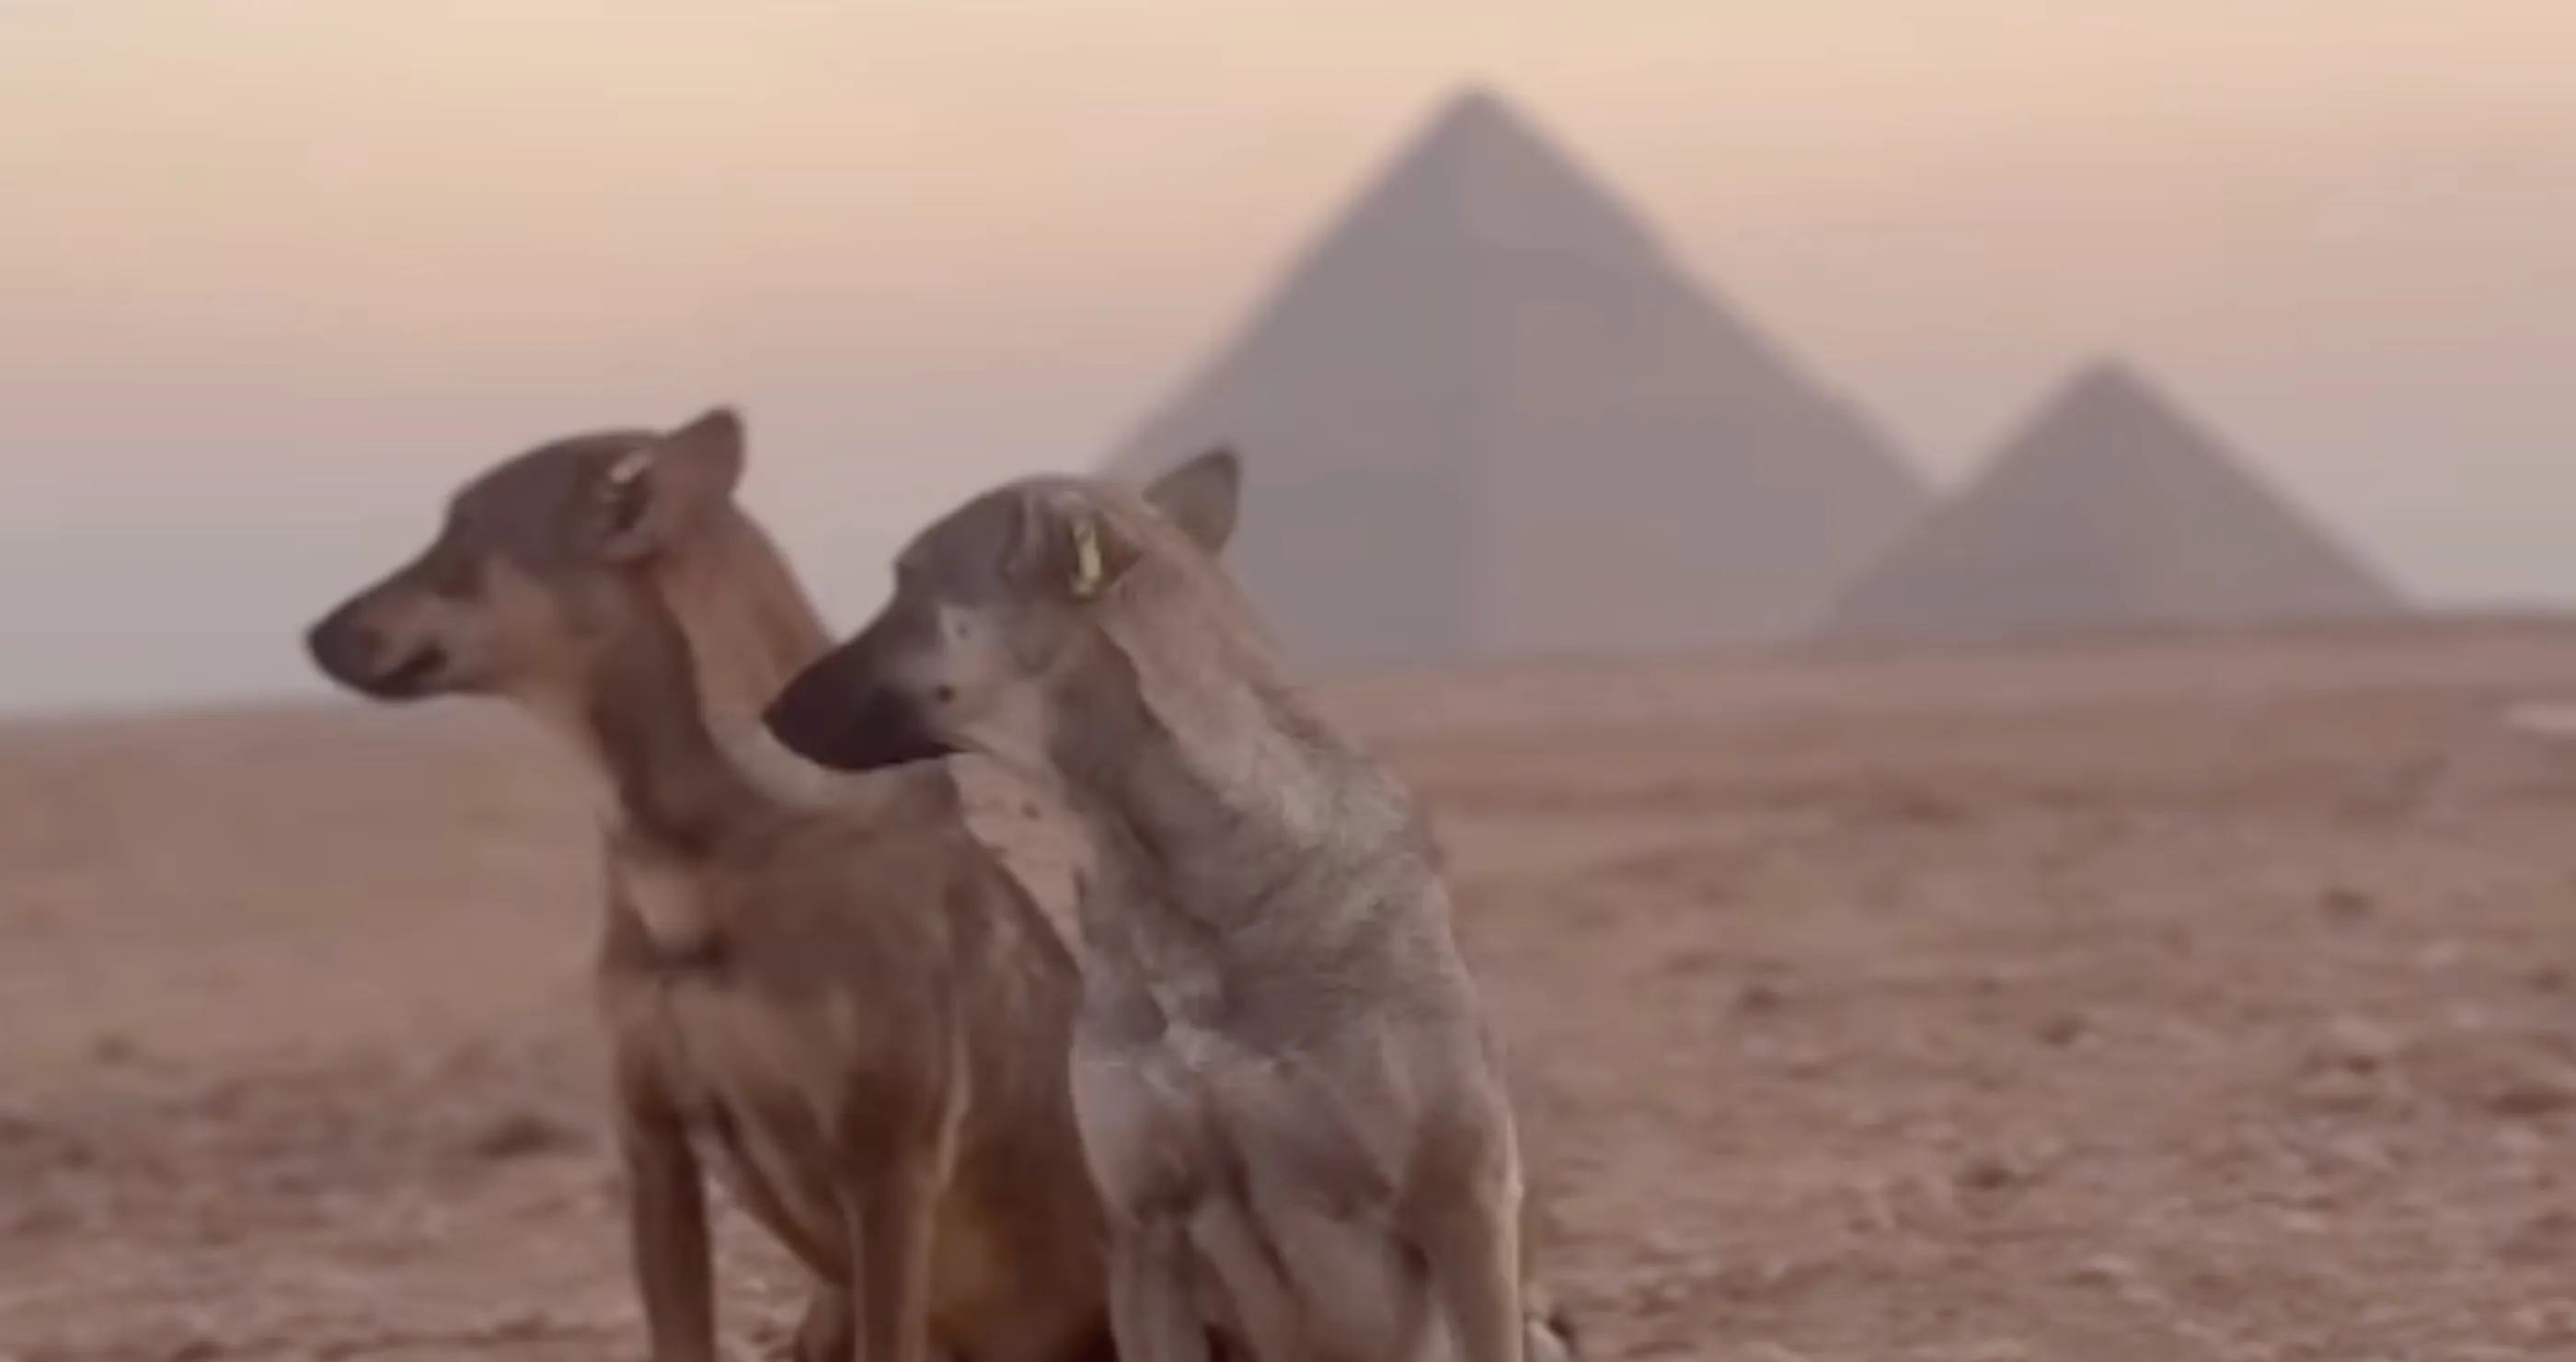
1104 87 1928 666
1828 362 2404 641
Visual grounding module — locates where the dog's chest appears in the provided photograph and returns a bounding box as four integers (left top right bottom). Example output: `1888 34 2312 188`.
611 973 849 1267
1065 961 1282 1194
1068 1013 1217 1212
619 854 722 960
1069 962 1428 1225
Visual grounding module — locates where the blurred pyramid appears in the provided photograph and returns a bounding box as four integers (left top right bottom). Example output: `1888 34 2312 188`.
1829 361 2404 641
1106 86 1928 666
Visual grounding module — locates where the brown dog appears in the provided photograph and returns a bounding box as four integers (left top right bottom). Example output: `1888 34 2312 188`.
765 450 1543 1362
303 410 1117 1362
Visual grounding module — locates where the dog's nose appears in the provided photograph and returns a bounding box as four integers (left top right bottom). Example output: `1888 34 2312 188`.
303 607 373 687
305 606 443 698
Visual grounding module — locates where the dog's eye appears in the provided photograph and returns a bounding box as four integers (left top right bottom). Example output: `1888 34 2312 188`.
420 537 482 602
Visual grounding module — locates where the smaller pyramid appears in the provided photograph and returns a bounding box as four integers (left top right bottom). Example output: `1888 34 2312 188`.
1827 362 2403 641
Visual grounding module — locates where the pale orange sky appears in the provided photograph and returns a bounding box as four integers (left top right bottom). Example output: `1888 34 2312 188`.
2 0 2570 710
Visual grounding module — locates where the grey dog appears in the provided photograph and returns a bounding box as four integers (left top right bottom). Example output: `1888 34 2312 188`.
765 451 1537 1362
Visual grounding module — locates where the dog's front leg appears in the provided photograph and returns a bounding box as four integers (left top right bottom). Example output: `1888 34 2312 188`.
1414 1168 1525 1362
1108 1217 1212 1362
784 1282 855 1362
618 1094 719 1362
847 1145 940 1362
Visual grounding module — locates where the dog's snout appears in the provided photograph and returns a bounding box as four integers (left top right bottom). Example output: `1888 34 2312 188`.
765 651 956 773
305 604 445 701
304 606 374 685
763 664 846 762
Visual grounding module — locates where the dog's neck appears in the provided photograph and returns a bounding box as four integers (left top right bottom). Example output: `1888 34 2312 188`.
649 514 848 807
1033 633 1450 1051
1044 633 1416 928
648 509 834 730
574 594 769 859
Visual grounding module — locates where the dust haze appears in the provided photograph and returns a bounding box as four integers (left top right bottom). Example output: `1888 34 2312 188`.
2 0 2572 709
6 6 2576 1361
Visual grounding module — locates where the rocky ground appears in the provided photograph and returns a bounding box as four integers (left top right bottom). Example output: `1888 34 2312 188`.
6 621 2575 1361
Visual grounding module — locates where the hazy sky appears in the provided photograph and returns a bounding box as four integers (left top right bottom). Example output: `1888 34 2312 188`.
3 0 2570 711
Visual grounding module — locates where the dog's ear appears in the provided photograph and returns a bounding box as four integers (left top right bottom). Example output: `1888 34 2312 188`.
1010 487 1145 602
1142 446 1241 556
594 406 748 562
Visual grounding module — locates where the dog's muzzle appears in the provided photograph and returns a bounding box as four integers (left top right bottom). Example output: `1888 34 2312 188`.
764 653 957 772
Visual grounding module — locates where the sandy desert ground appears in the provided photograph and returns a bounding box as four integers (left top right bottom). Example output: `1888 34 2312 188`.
6 620 2576 1362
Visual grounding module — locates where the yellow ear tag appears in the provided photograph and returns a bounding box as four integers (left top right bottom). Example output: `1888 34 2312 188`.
1070 518 1105 600
604 447 654 491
